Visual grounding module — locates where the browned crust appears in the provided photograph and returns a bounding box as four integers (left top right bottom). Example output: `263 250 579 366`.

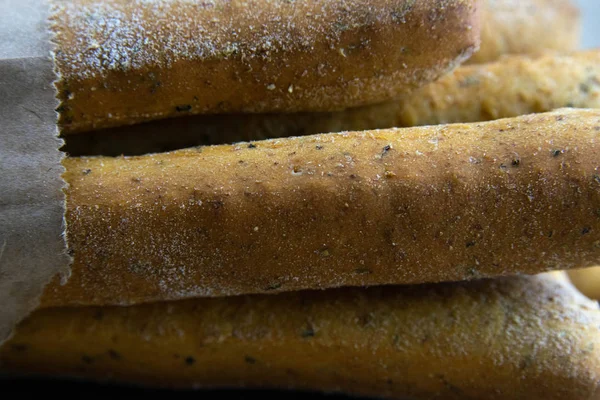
568 267 600 300
51 0 480 134
468 0 580 64
63 50 600 157
41 109 600 307
6 274 600 399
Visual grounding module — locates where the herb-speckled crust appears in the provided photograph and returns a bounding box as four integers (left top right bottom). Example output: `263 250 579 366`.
467 0 580 64
7 275 600 399
50 0 480 134
41 109 600 306
64 50 600 157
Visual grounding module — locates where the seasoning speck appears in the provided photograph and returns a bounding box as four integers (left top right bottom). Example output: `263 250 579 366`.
175 104 192 112
108 349 122 360
185 356 196 365
301 326 315 338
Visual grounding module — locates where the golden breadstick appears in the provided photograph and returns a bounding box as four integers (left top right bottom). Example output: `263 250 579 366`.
6 274 600 399
64 50 600 157
568 267 600 301
42 109 600 307
468 0 580 64
51 0 480 134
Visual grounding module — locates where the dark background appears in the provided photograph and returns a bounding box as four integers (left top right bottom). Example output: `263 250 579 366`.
1 377 360 399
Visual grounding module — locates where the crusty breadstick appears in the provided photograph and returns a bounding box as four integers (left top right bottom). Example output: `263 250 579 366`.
6 274 600 399
51 0 480 134
64 50 600 157
568 267 600 301
41 109 600 307
468 0 580 64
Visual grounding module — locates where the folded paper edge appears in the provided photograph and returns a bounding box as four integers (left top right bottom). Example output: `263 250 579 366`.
0 0 72 346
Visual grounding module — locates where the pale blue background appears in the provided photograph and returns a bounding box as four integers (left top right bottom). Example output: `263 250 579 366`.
575 0 600 48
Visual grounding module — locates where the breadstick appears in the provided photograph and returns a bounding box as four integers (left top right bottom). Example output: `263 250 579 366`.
41 109 600 307
51 0 480 134
568 267 600 301
468 0 580 64
64 50 600 157
6 274 600 399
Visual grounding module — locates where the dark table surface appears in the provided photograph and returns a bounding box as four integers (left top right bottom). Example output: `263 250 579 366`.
1 377 364 399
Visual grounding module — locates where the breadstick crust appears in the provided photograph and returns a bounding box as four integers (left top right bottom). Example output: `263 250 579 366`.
7 275 600 399
568 267 600 300
64 50 600 157
41 109 600 307
467 0 580 64
51 0 480 134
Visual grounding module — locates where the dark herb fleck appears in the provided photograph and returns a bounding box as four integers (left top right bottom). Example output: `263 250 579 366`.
358 313 374 327
264 282 282 291
83 169 92 175
93 310 104 320
316 145 323 150
519 354 534 370
437 374 463 395
150 81 162 94
349 174 357 179
55 104 68 113
247 143 257 149
511 158 520 167
552 149 563 157
301 326 315 338
556 115 565 121
582 227 591 235
81 355 94 364
175 104 192 112
382 144 392 156
245 356 257 364
466 241 476 248
185 356 196 365
392 334 400 348
108 350 121 360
